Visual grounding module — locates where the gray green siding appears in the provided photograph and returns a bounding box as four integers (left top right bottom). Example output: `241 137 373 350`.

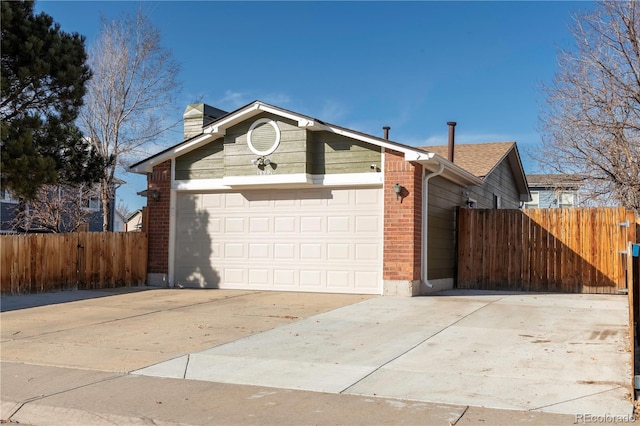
308 132 382 174
224 112 307 177
427 176 464 280
468 160 521 209
174 139 224 180
174 113 381 180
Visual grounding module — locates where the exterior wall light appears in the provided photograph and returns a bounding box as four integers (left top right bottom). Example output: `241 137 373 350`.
150 189 160 201
393 183 402 200
251 156 271 167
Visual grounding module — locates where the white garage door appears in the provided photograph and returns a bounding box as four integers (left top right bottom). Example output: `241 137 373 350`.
174 187 383 294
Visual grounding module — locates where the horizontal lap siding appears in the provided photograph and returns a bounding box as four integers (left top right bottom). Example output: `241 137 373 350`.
427 177 464 280
468 161 521 209
224 113 307 176
174 119 383 181
175 140 224 180
308 132 382 175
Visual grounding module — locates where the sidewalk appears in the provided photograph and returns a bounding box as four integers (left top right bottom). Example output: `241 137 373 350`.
2 361 578 425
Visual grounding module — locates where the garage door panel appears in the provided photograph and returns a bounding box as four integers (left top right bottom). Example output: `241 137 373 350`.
274 217 296 232
248 269 270 285
300 270 323 288
274 269 296 286
327 216 350 233
202 193 222 208
300 216 323 232
175 187 382 294
248 243 270 259
327 244 350 260
211 243 221 258
327 189 351 206
249 217 270 232
355 244 380 261
327 270 350 288
224 217 245 232
355 216 379 232
208 218 221 233
177 194 200 212
300 243 322 260
225 193 246 207
224 243 244 258
355 271 379 289
222 268 244 285
356 188 381 204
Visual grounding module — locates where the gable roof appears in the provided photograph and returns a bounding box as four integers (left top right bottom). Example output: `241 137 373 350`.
421 142 530 200
126 209 143 222
420 142 513 178
129 100 482 187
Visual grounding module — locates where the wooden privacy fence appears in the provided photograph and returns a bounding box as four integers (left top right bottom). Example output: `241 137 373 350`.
457 207 637 293
1 232 147 295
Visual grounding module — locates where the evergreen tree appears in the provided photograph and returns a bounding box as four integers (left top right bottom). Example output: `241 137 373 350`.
0 0 102 200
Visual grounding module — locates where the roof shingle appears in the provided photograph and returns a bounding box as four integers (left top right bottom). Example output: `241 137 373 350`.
419 142 515 178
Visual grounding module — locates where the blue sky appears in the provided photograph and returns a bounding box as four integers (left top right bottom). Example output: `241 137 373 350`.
36 1 595 213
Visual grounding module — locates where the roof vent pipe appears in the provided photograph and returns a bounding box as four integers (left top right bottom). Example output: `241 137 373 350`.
447 121 457 163
383 126 390 140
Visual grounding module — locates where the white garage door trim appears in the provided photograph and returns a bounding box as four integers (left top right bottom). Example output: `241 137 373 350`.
173 187 383 294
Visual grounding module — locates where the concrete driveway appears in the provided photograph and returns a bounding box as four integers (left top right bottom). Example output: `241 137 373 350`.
133 290 633 416
1 288 634 424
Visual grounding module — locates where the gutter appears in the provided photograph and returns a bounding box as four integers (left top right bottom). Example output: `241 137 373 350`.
422 160 445 288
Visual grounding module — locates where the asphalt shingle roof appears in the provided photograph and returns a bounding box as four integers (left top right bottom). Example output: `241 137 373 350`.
419 142 515 178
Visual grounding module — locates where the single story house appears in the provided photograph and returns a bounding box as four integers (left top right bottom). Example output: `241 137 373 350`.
130 101 530 296
524 173 583 209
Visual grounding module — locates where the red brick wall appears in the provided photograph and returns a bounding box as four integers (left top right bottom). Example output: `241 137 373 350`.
384 149 423 281
147 160 171 274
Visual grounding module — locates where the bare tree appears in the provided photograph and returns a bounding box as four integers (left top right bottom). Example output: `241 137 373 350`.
80 9 180 230
8 184 99 233
538 1 640 212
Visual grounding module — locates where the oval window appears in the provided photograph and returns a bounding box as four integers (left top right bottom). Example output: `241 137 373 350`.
247 118 280 155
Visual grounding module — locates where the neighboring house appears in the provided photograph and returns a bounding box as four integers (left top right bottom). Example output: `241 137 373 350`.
130 101 530 296
524 174 583 209
0 189 20 233
125 209 144 232
0 185 119 233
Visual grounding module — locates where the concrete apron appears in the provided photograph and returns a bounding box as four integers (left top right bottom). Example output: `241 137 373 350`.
134 291 634 416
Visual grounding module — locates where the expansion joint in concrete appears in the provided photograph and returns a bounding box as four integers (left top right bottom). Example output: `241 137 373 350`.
4 373 123 422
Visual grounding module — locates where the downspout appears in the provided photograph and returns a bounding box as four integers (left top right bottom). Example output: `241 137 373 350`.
422 161 445 287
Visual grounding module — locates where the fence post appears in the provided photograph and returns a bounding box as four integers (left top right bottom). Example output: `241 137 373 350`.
629 241 638 397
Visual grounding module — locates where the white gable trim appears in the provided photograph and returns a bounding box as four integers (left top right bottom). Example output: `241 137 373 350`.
130 133 218 174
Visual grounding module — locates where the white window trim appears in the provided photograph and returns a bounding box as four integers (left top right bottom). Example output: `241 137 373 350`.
247 118 280 156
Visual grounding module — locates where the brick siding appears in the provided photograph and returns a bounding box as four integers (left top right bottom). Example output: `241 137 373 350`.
383 149 423 281
147 160 171 274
